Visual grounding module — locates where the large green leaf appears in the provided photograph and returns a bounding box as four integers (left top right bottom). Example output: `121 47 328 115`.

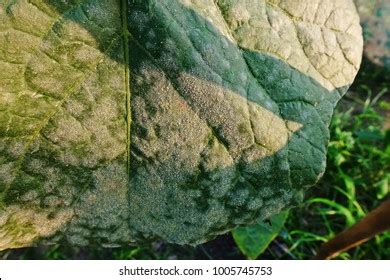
0 0 362 249
233 211 289 259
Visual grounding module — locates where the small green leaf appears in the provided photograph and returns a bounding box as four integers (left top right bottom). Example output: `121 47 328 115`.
232 211 289 259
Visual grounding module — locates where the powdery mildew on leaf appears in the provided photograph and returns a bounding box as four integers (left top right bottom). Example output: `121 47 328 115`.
0 0 363 249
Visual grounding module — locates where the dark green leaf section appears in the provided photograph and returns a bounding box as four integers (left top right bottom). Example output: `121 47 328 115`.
233 211 289 259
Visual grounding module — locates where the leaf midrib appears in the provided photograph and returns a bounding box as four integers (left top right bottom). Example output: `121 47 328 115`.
121 0 132 178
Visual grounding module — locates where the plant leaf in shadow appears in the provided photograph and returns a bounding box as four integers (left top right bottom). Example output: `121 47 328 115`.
0 0 362 249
